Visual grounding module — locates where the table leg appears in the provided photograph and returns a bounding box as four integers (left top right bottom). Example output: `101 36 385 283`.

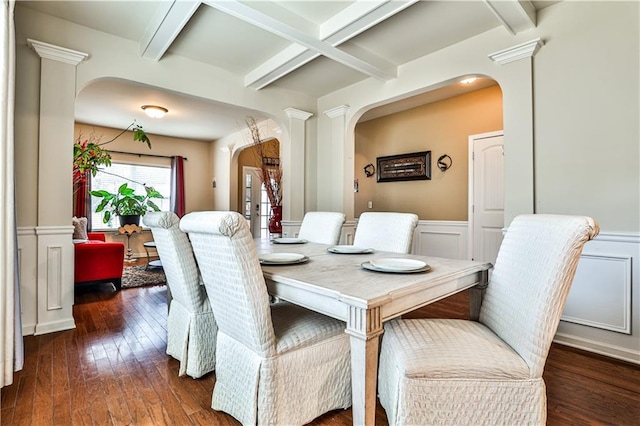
469 269 489 321
346 306 384 426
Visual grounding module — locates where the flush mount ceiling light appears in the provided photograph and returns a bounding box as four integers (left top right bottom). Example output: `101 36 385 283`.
459 77 477 85
141 105 168 119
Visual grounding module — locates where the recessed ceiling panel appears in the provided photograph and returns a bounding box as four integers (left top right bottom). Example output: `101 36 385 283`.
169 4 292 74
19 0 162 42
347 1 500 65
271 55 366 97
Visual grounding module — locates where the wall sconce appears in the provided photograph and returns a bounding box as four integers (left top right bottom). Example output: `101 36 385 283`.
141 105 168 119
437 154 452 172
363 163 375 177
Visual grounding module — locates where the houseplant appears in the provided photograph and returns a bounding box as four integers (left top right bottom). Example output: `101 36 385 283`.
73 122 150 187
246 117 282 232
90 183 163 226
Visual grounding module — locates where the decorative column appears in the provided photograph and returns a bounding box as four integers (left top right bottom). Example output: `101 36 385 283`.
323 105 350 215
489 38 543 220
282 108 312 226
28 39 88 334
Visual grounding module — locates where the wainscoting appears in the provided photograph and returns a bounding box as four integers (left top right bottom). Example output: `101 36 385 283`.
19 221 640 364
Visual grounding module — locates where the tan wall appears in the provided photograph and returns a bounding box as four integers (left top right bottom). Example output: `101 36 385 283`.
236 139 280 212
354 85 503 220
75 123 214 254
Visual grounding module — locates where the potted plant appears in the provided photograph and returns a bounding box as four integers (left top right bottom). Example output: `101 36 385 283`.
90 183 163 226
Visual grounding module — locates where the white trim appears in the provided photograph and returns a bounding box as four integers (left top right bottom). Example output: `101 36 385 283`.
27 39 88 65
284 108 313 121
554 333 640 365
488 37 544 65
324 105 350 118
35 225 74 236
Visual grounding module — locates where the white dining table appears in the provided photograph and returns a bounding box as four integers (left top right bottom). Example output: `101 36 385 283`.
255 239 492 426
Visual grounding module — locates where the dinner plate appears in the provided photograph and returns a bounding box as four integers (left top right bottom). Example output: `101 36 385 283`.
369 258 428 272
361 261 431 274
327 245 374 254
272 237 308 244
259 252 309 265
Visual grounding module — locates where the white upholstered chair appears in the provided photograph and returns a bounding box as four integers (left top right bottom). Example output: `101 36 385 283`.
180 211 352 425
297 211 346 244
377 214 599 425
143 212 217 379
353 212 419 254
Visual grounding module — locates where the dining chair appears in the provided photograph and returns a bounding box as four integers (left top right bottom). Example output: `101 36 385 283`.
143 211 217 379
180 211 352 425
377 214 599 425
353 212 419 253
297 211 346 244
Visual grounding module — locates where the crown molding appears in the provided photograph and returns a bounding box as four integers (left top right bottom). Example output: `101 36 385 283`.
324 105 350 118
488 37 543 66
284 108 313 121
27 39 88 65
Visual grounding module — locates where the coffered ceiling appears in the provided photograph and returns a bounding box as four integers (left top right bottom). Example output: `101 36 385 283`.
19 0 559 140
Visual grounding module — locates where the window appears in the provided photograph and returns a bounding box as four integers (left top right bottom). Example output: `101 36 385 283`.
90 162 171 229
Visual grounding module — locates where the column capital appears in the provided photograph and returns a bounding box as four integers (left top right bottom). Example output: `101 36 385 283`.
324 105 350 118
284 108 313 121
488 38 543 66
27 39 89 65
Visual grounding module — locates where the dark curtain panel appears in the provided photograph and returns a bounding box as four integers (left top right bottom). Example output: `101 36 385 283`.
171 156 185 217
73 172 92 229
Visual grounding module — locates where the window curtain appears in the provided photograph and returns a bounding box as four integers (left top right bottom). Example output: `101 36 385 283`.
73 172 92 229
1 0 23 388
170 156 185 217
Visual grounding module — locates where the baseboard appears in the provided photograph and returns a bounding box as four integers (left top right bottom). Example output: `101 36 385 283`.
34 318 76 336
22 323 36 336
554 332 640 365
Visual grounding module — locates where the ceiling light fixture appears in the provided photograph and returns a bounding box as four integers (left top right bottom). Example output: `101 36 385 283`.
141 105 168 119
459 77 477 85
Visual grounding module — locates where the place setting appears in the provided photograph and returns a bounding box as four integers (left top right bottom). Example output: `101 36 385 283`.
327 245 374 254
361 258 431 274
259 252 309 266
271 237 308 244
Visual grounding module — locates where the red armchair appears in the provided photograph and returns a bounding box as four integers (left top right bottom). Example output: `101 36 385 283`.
74 232 125 291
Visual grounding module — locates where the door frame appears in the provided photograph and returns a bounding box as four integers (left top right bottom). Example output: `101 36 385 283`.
467 130 504 260
242 166 263 238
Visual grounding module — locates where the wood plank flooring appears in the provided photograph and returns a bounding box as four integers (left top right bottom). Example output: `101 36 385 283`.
3 260 639 425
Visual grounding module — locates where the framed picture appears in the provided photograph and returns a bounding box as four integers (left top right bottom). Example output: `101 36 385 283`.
377 151 431 182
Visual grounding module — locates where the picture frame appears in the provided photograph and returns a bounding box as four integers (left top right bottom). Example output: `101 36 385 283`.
377 151 431 182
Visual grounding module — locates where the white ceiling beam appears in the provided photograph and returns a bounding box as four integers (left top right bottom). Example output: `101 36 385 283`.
139 1 201 60
246 0 416 90
203 0 398 85
483 0 536 35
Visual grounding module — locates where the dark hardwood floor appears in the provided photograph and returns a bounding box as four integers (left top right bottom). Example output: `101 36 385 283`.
2 258 639 425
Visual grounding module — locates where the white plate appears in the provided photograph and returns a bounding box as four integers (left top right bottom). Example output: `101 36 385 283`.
327 245 374 254
361 261 431 274
272 237 308 244
259 252 308 265
369 258 427 272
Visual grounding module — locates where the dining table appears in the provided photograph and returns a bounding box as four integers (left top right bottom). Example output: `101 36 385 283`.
255 238 492 426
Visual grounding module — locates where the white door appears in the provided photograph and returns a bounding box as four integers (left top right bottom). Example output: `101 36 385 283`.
469 132 504 264
242 167 263 238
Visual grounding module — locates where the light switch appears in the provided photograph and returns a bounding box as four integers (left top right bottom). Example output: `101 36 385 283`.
368 201 373 209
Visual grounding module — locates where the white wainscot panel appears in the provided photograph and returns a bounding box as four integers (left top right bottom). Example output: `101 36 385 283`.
413 221 468 260
562 253 632 334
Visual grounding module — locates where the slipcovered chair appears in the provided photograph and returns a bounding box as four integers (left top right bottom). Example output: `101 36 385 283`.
297 211 345 244
377 214 599 425
143 211 217 379
180 211 352 425
353 212 419 254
